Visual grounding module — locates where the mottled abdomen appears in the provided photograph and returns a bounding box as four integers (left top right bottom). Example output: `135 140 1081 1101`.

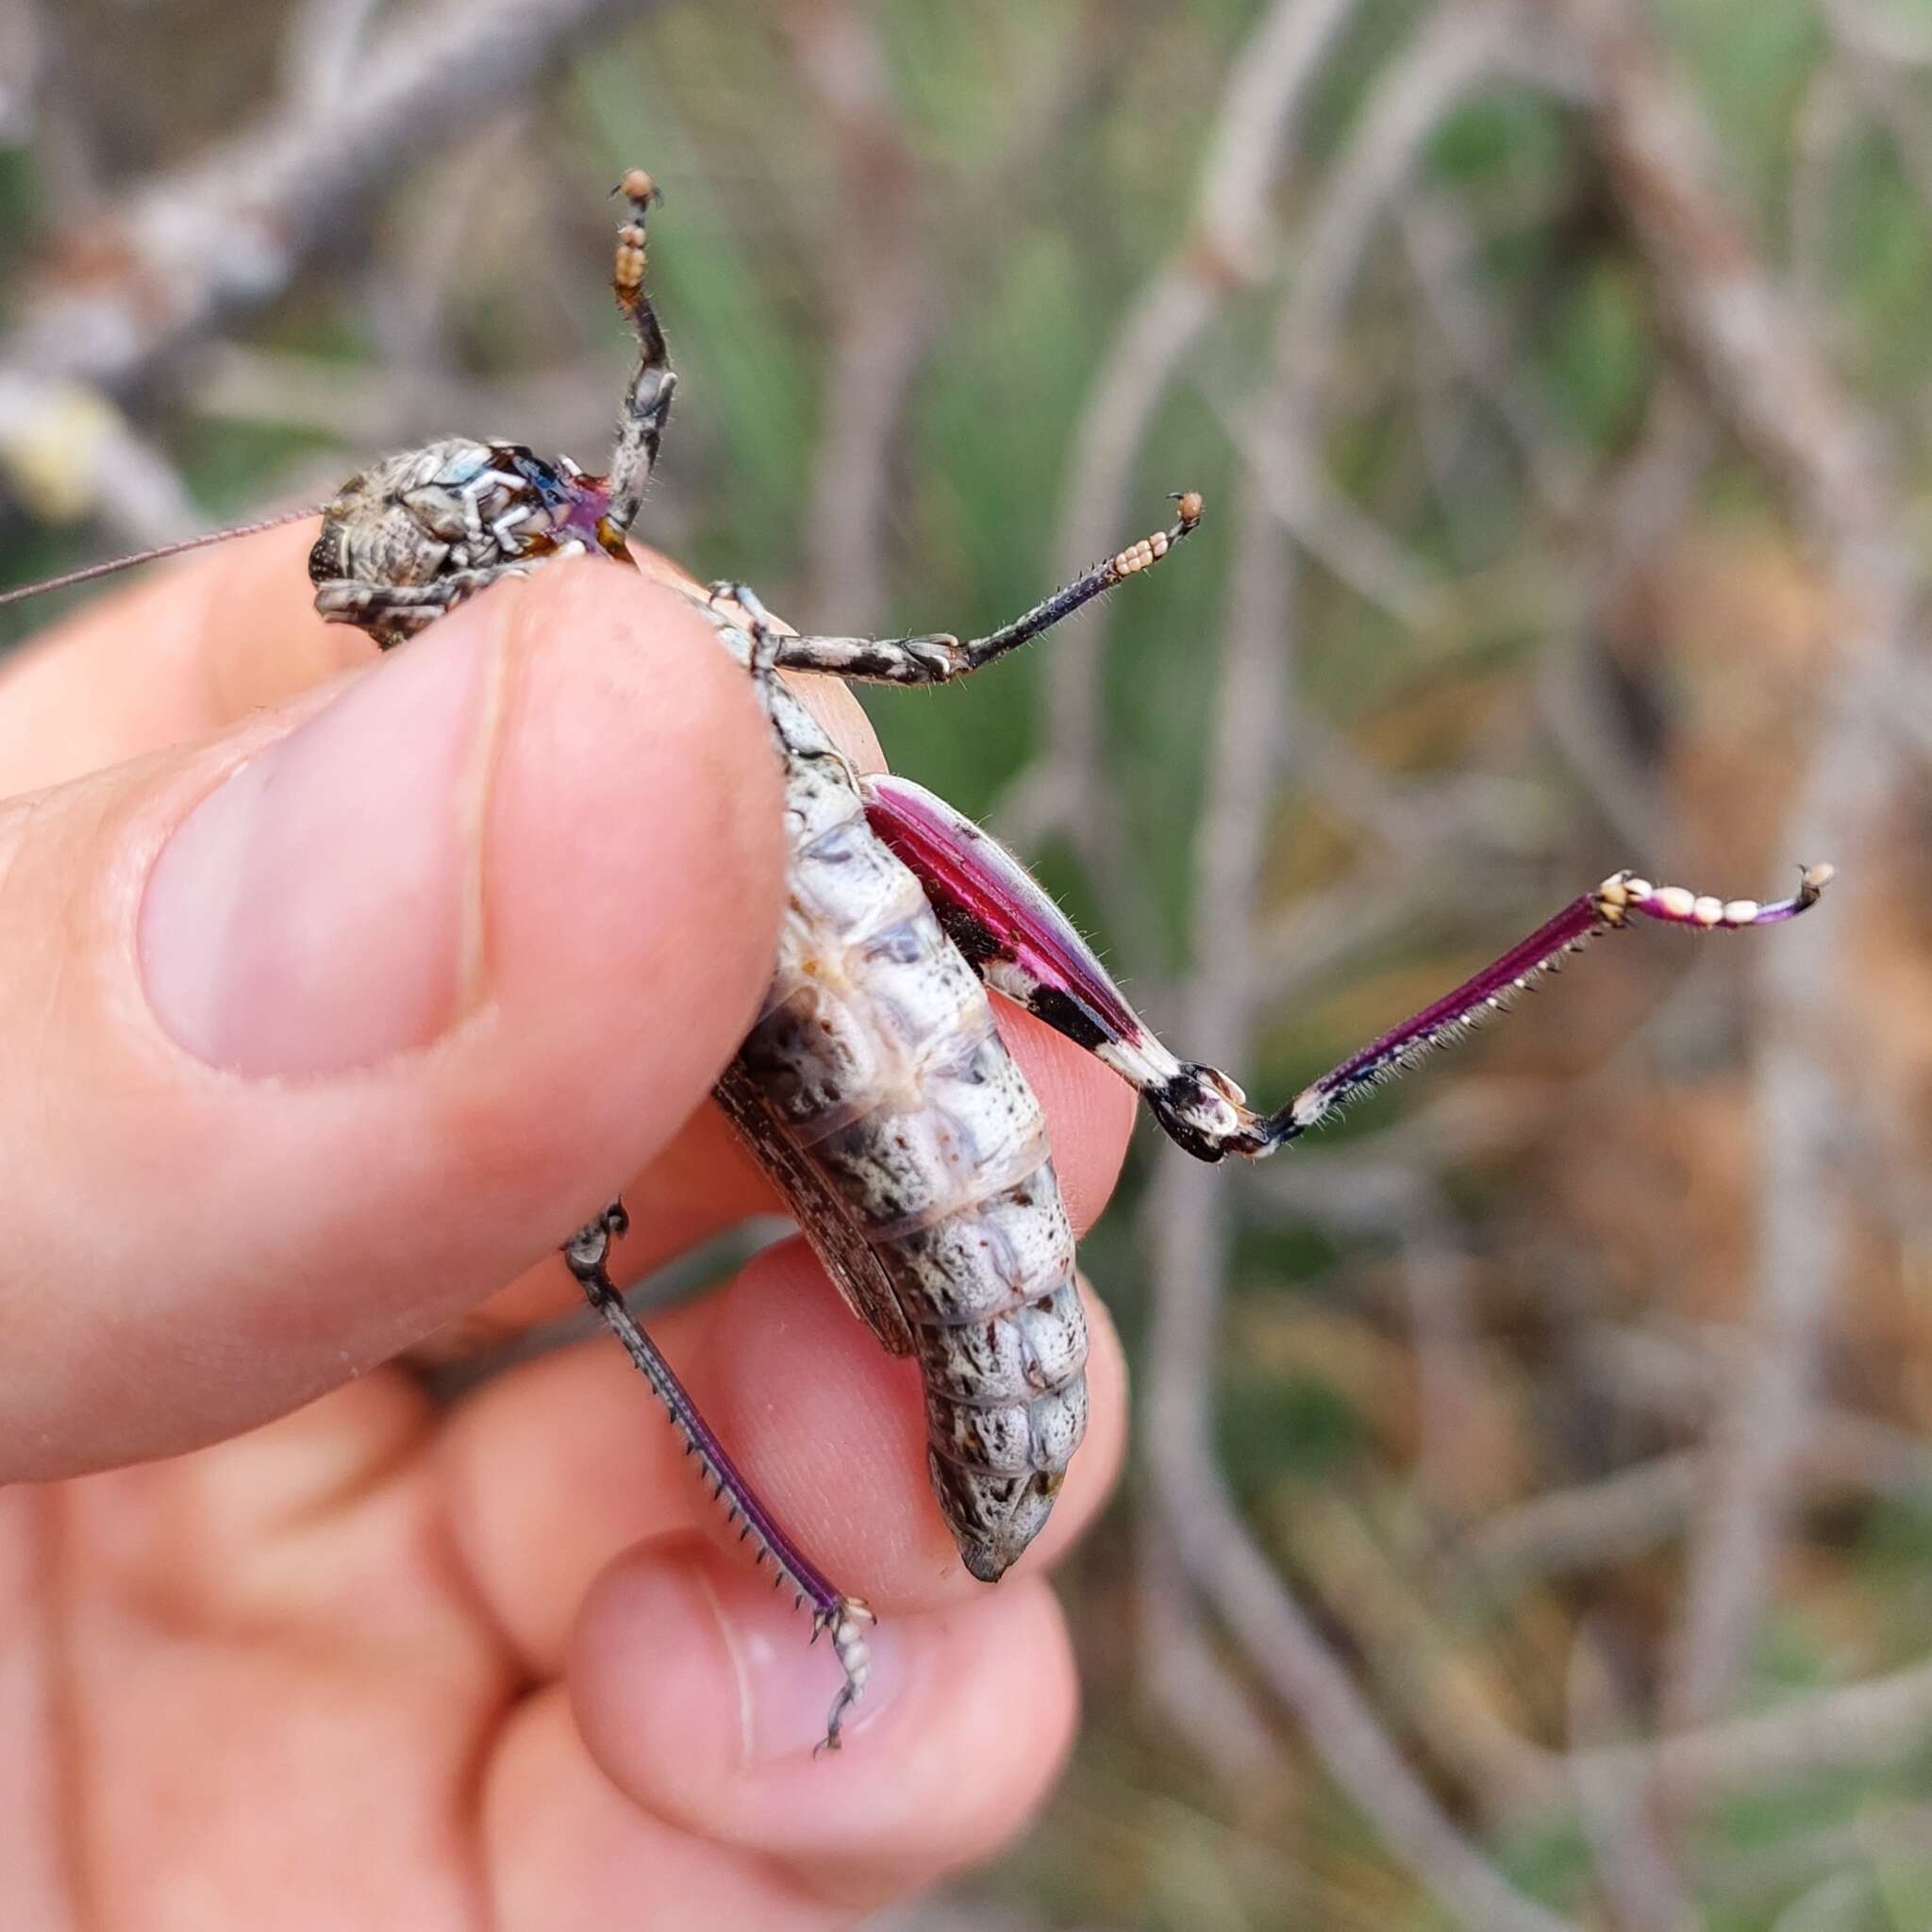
731 720 1088 1581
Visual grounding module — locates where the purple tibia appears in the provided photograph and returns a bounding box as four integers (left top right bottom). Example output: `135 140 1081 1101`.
1283 893 1606 1137
568 1225 874 1748
863 767 1835 1164
1274 863 1837 1141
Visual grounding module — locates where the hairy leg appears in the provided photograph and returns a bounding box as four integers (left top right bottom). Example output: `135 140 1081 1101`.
762 493 1204 686
561 1203 874 1750
603 171 678 538
861 771 1835 1160
312 560 543 640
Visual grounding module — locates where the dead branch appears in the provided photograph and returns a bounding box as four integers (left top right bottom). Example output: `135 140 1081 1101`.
1205 378 1441 627
1399 190 1591 518
280 0 386 110
1566 1622 1696 1932
1554 0 1919 1733
1140 500 1578 1924
1458 1406 1932 1589
782 0 931 632
1823 0 1932 68
783 0 1093 634
0 0 652 525
1138 17 1585 1924
0 0 45 146
995 0 1360 911
1247 1 1533 529
1574 1647 1932 1800
1698 1803 1932 1911
1136 1569 1285 1787
1531 372 1715 857
1137 384 1307 1785
1285 1489 1555 1814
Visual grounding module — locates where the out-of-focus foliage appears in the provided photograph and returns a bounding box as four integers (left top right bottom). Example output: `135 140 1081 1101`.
5 2 1932 1926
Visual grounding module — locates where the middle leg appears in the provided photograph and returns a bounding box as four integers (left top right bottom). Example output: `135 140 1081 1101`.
764 492 1205 686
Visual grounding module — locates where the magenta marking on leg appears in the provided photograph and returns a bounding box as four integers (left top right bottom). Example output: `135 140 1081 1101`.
605 1286 846 1616
1284 894 1605 1129
863 774 1143 1048
1275 862 1835 1141
860 775 1836 1165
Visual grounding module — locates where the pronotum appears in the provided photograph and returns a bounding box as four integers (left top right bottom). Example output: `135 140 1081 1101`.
0 171 1834 1747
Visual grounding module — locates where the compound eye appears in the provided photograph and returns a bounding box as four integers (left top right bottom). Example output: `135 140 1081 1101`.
307 527 342 584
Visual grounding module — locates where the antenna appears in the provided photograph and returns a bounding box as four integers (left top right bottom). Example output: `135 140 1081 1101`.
0 505 322 612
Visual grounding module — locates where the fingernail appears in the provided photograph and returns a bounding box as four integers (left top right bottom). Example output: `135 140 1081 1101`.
724 1582 906 1765
613 1557 908 1765
140 615 497 1076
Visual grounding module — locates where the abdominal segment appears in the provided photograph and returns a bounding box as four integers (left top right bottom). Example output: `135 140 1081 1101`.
732 750 1089 1580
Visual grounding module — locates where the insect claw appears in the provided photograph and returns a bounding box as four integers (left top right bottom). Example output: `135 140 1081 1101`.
814 1686 854 1757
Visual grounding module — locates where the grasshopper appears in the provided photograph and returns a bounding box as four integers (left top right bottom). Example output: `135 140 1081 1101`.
0 170 1833 1747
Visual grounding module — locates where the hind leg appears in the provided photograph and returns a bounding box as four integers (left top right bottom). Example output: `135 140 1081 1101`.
862 770 1835 1159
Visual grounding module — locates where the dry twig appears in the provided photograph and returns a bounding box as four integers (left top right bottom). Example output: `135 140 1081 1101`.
1141 490 1576 1929
783 0 931 632
997 0 1361 908
1575 1647 1932 1799
1461 1408 1932 1591
1566 1622 1696 1932
1139 14 1588 1925
1556 0 1917 1732
0 0 653 526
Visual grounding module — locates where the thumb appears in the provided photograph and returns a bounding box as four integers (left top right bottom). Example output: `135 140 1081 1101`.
0 559 784 1479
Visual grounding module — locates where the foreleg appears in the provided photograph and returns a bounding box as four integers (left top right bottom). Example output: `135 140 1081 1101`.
314 559 541 641
766 493 1204 686
862 771 1835 1160
562 1202 874 1750
603 170 678 539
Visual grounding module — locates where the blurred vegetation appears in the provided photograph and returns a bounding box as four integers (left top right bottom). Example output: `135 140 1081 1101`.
5 1 1932 1926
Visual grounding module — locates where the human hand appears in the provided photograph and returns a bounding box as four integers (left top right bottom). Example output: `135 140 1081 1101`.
0 527 1134 1927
